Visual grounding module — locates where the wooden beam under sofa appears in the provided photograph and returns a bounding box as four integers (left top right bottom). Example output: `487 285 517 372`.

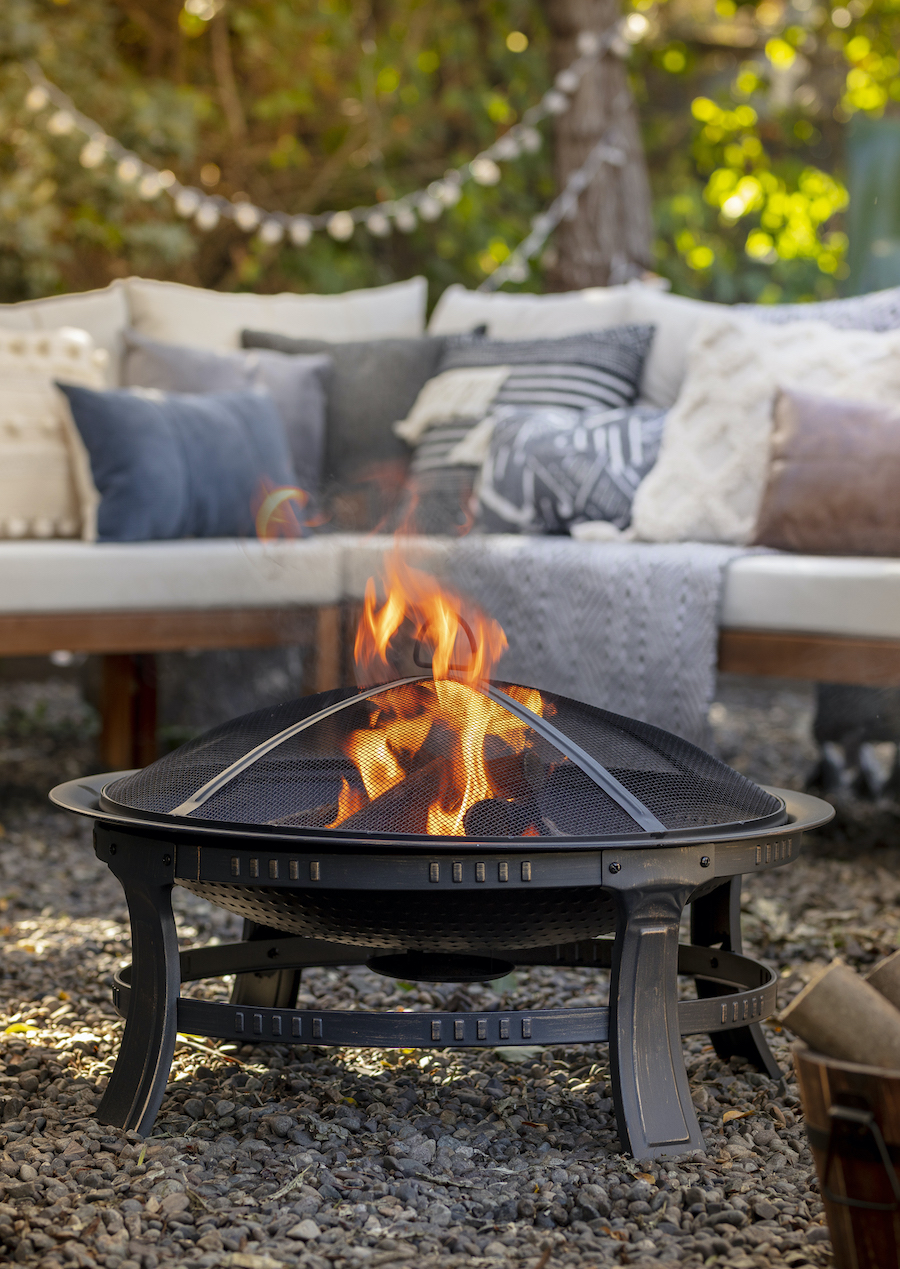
0 607 342 771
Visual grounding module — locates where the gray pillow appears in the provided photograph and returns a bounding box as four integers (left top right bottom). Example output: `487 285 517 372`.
57 383 299 542
123 329 331 499
477 403 666 535
241 329 447 530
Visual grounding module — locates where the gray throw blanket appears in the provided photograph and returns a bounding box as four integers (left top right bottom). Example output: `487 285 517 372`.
432 538 747 746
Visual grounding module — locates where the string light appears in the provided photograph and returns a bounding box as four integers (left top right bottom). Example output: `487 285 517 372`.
20 20 632 248
479 132 628 292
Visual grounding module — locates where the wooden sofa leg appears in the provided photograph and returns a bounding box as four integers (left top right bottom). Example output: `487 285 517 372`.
314 605 342 693
100 653 158 771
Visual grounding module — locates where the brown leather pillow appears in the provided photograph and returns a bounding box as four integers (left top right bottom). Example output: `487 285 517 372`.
753 388 900 556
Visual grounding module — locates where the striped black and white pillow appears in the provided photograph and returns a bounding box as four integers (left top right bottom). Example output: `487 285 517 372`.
442 326 655 413
393 326 655 531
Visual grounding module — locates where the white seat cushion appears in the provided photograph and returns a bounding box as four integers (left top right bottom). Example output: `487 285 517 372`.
126 276 427 351
2 536 898 645
0 539 344 613
0 283 128 386
721 553 900 640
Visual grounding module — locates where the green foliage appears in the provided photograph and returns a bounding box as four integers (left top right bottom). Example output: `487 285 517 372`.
0 0 553 304
630 0 900 301
1 0 897 306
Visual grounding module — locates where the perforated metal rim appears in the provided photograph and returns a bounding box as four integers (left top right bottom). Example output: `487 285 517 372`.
94 674 789 844
55 774 827 853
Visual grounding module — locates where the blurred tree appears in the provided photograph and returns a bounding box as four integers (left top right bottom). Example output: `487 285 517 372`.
629 0 900 302
544 0 654 287
0 0 556 302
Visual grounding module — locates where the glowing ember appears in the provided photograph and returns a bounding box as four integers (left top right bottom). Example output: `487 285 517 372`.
329 551 548 836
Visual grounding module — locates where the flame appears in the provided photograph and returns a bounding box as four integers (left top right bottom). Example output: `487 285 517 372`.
354 552 507 687
326 777 364 828
327 549 548 837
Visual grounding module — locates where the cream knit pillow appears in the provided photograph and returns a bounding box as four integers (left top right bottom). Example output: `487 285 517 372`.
0 327 106 540
631 315 900 544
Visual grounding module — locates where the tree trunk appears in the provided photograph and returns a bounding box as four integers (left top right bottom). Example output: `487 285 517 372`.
544 0 654 289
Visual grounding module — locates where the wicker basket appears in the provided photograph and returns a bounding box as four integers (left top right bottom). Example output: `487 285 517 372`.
794 1043 900 1269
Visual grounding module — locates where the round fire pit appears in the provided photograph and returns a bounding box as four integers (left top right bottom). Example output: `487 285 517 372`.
52 676 832 1159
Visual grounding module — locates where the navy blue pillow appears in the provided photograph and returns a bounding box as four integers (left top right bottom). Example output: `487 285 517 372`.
58 383 300 541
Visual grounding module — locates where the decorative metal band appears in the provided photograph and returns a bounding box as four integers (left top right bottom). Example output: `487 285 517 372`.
487 685 666 834
111 939 777 1047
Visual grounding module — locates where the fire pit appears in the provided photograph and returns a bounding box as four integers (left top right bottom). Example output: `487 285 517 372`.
50 554 832 1158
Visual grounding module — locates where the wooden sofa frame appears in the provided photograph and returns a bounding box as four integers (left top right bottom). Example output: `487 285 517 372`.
2 609 899 771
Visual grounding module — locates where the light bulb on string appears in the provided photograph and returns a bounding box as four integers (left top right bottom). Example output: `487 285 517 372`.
577 30 602 55
365 211 391 238
470 157 501 186
158 170 176 189
417 196 442 222
433 179 462 206
289 218 312 246
555 69 581 94
393 205 417 233
116 157 141 184
47 110 75 136
541 90 569 115
234 202 261 232
327 211 355 241
493 134 521 161
139 173 162 199
79 138 107 169
175 188 201 217
259 218 284 245
519 127 542 153
25 86 49 112
195 202 220 231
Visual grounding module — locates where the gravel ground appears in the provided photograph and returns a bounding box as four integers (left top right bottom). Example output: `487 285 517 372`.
0 673 896 1268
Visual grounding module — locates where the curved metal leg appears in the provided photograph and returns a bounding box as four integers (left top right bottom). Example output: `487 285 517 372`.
609 881 706 1159
691 877 781 1079
94 829 180 1134
231 921 303 1010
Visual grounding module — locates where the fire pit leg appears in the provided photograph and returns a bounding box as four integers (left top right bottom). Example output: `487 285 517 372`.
691 878 781 1080
94 835 179 1135
231 921 303 1009
609 881 706 1159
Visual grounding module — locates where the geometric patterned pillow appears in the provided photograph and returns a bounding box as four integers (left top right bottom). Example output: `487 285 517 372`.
476 403 666 534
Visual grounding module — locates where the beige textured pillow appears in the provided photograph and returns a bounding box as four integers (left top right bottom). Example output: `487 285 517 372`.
0 328 105 541
631 316 900 544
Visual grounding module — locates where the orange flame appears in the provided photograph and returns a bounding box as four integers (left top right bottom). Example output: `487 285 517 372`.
328 549 548 837
354 552 507 687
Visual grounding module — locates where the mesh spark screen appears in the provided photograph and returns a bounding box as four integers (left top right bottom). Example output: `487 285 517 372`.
105 678 783 840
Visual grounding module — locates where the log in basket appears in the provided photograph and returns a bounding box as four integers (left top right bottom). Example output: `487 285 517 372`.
51 676 833 1159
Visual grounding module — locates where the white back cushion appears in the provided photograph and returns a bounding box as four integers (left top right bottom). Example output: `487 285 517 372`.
126 276 427 350
0 328 105 541
631 316 900 545
623 284 720 410
427 282 629 339
0 283 128 385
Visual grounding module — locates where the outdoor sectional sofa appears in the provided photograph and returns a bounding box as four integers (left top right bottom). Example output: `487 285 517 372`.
2 273 899 768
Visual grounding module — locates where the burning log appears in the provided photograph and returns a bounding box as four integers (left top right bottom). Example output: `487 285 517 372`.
781 958 900 1070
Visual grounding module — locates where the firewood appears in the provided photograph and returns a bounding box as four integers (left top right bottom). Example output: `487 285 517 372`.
866 948 900 1010
780 958 900 1070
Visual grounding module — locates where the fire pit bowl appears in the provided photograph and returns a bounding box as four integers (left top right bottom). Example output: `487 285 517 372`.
52 676 832 1159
